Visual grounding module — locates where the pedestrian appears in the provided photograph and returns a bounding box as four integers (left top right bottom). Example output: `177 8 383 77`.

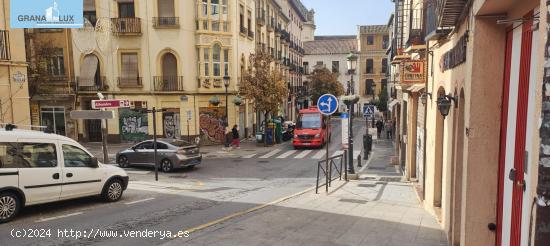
386 120 393 139
230 124 240 149
376 120 383 139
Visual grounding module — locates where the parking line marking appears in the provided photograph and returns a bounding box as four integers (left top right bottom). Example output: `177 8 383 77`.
125 197 155 205
277 150 297 159
259 149 281 158
312 150 326 159
332 150 345 157
242 153 257 159
37 212 83 222
294 150 312 159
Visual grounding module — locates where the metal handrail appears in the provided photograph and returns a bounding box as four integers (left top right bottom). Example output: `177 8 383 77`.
316 151 347 194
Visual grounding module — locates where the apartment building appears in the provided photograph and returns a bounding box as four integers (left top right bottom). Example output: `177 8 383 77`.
72 0 256 144
0 0 31 126
358 25 390 109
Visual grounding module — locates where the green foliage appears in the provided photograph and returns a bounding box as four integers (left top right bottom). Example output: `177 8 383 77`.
308 67 345 105
374 85 389 112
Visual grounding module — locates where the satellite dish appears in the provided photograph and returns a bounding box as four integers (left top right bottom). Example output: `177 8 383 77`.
95 18 115 55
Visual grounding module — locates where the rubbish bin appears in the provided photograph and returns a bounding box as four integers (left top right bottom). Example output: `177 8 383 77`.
366 134 373 153
265 122 275 146
274 119 283 144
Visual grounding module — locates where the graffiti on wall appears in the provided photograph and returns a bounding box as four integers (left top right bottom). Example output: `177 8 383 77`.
119 109 148 141
163 111 181 139
199 107 225 144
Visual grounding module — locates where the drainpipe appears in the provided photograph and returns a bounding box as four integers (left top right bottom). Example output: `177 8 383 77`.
422 41 430 200
2 0 14 123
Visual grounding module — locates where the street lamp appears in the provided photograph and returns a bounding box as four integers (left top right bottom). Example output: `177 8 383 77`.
223 76 230 126
437 94 457 118
346 51 358 175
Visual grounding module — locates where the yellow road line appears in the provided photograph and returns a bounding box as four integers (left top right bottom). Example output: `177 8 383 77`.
181 186 317 235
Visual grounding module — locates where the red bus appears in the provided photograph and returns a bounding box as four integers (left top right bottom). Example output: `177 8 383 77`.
293 106 330 149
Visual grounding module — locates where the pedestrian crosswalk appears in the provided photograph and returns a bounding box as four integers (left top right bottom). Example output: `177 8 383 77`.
242 149 362 160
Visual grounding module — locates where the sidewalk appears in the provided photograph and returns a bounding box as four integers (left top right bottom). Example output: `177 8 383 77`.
171 139 447 246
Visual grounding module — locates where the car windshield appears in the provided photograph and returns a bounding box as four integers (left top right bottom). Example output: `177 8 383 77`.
298 113 321 129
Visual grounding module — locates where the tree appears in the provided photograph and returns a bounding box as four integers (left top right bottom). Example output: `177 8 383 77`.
308 67 344 105
373 84 389 113
240 52 289 120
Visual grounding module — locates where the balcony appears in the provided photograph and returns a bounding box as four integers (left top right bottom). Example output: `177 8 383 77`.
153 76 184 91
0 30 10 61
407 8 425 47
153 17 179 28
256 10 266 26
240 26 248 35
436 0 468 28
117 77 143 88
111 18 141 35
77 76 108 91
267 18 274 32
248 29 254 38
31 81 76 95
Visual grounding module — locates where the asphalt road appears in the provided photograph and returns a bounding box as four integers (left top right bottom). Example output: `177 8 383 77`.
0 118 367 246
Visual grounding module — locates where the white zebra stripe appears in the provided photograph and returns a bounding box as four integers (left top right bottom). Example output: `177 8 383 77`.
312 150 327 159
242 153 257 159
277 150 297 159
294 150 312 159
259 149 281 158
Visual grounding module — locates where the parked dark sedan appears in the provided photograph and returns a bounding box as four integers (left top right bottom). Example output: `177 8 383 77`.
116 140 202 172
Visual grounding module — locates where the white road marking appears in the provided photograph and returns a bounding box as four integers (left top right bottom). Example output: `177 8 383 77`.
312 150 327 159
37 212 83 222
294 150 312 159
125 197 156 205
242 153 257 159
277 150 297 159
332 150 345 157
259 149 281 158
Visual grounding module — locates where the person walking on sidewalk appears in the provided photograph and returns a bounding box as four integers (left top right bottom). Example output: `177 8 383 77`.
230 125 240 149
385 120 393 139
376 119 384 139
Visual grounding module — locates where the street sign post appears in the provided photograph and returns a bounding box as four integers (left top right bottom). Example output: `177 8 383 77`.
341 113 349 146
317 94 338 193
91 99 130 109
186 110 192 142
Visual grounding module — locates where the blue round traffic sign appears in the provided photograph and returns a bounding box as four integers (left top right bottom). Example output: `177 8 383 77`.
317 94 339 116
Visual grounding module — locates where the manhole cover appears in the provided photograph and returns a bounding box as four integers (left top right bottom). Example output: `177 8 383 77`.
339 198 368 204
258 160 269 163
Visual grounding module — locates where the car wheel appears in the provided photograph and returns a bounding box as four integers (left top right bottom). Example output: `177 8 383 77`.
0 192 20 223
102 179 124 202
161 159 173 173
118 155 130 168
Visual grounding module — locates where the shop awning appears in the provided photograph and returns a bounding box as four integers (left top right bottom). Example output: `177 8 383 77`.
404 84 425 93
391 54 410 64
388 100 399 112
79 55 98 86
405 45 427 54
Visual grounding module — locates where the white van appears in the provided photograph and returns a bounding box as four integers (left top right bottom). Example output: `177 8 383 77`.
0 128 129 223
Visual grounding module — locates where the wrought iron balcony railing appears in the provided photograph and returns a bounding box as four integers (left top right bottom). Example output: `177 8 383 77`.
111 18 141 34
153 76 184 91
153 17 179 28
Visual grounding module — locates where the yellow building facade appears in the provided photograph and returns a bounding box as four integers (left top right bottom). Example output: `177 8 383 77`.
358 25 389 107
0 0 31 126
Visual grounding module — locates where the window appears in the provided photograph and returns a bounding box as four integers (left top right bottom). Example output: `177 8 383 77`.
331 61 339 73
366 59 373 74
203 48 210 76
367 35 374 45
153 142 169 149
303 62 309 74
213 44 221 76
247 10 252 31
120 52 139 83
381 79 388 91
383 35 389 49
135 141 153 150
211 0 219 16
366 79 374 95
18 143 58 168
382 58 388 74
239 5 244 32
83 0 96 26
47 48 65 76
118 2 135 18
41 107 66 135
63 145 93 168
316 61 323 66
224 49 229 76
0 143 21 168
202 0 208 16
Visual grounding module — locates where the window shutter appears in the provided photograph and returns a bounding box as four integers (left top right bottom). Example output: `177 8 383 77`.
79 55 99 86
121 53 138 81
157 0 175 17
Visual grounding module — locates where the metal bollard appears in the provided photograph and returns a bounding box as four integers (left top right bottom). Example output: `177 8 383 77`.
357 154 362 167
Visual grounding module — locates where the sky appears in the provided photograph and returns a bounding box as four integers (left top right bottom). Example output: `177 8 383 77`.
300 0 394 36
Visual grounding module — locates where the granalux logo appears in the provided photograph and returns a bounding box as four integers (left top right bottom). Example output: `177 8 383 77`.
11 0 83 28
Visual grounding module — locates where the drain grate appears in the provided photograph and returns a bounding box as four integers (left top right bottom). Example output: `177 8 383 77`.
339 198 368 204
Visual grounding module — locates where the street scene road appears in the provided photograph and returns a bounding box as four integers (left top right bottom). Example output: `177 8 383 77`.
0 119 370 246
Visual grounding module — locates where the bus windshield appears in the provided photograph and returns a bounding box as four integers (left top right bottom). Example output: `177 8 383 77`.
297 113 322 129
